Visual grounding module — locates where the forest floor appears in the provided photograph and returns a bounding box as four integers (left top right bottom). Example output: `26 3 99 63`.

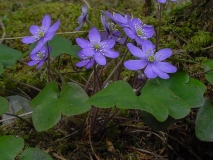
0 0 213 160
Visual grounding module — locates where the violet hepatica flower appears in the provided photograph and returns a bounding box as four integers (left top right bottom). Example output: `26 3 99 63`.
100 15 126 44
123 18 155 45
76 5 89 31
76 51 95 69
22 14 60 55
76 27 119 66
124 41 177 79
104 11 130 28
157 0 177 3
28 46 52 69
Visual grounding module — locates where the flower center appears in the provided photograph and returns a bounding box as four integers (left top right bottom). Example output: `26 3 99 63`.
94 44 101 50
136 30 142 36
34 27 46 40
36 52 45 60
148 56 155 62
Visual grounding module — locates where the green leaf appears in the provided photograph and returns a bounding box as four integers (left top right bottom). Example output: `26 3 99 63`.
139 80 190 121
0 96 9 115
202 60 213 85
202 59 213 68
0 135 24 160
139 71 205 121
0 62 3 75
60 82 91 116
20 148 53 160
87 80 142 109
31 82 61 131
204 66 213 85
28 35 74 57
65 45 81 59
31 82 90 131
195 98 213 142
141 111 174 131
0 44 21 67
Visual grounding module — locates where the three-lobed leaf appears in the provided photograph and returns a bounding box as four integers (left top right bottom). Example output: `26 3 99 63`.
31 82 91 131
87 80 142 109
139 71 205 121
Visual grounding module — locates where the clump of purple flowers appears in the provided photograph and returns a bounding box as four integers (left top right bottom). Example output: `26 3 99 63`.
124 41 177 79
22 14 60 69
22 14 60 55
76 27 119 68
28 46 51 69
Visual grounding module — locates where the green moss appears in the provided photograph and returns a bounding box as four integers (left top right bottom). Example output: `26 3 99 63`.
185 31 213 53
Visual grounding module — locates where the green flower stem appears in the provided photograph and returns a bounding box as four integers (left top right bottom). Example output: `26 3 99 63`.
46 42 51 82
156 3 162 51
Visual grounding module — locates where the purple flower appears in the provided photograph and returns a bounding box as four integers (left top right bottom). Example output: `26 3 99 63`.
76 27 119 66
157 0 177 3
28 46 51 69
22 14 60 55
123 18 155 45
76 51 95 69
104 11 130 28
76 5 89 31
124 41 177 79
100 15 126 44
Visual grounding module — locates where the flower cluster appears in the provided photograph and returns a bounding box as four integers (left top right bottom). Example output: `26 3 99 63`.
75 7 176 79
22 14 60 68
76 27 119 68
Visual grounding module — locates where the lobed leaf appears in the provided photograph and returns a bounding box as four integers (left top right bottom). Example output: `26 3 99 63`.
0 135 24 160
0 44 21 67
20 148 53 160
195 98 213 142
31 82 90 131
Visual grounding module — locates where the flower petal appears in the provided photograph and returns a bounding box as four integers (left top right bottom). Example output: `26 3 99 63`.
86 59 95 69
152 63 169 79
144 64 157 79
157 0 166 3
28 60 39 66
76 22 83 31
76 38 91 48
45 20 60 40
101 39 115 49
42 14 51 30
76 59 88 67
89 28 100 43
155 48 172 61
141 40 155 53
154 62 177 73
37 60 45 69
142 25 155 38
30 38 48 54
124 59 148 70
94 52 106 65
103 49 119 58
22 36 37 44
127 43 146 59
81 48 95 56
123 28 135 39
29 25 40 35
